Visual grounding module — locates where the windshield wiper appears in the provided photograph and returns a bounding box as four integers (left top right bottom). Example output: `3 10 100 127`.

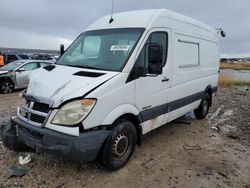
65 64 101 70
64 64 85 68
80 65 102 70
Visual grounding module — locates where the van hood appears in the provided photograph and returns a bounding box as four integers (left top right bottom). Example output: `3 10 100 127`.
27 65 119 107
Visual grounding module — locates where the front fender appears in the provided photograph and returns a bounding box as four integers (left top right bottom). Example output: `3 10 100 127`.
0 74 16 86
101 104 140 125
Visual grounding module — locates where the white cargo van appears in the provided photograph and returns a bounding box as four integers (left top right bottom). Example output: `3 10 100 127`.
1 9 223 170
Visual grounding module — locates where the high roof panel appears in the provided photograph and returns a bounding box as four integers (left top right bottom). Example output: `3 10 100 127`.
86 9 216 34
86 9 158 31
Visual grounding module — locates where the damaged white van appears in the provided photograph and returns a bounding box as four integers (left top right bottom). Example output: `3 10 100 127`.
1 9 224 170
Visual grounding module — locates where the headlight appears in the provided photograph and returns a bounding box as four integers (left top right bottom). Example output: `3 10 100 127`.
51 99 96 126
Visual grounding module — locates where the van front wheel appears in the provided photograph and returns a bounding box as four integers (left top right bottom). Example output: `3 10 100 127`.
194 93 210 119
99 120 137 171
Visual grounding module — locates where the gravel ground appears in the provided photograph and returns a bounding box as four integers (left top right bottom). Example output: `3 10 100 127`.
0 88 249 188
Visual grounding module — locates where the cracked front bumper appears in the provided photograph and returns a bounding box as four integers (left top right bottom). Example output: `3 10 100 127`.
3 117 111 162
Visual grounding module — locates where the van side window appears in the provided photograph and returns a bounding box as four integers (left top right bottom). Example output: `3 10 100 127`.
136 32 168 76
176 34 200 68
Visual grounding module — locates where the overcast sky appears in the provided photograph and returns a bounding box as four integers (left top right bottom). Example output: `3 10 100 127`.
0 0 249 54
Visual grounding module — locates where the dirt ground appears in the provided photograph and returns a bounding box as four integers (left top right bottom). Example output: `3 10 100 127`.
0 88 249 188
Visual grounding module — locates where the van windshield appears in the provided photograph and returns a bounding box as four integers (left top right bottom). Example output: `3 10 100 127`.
56 28 144 71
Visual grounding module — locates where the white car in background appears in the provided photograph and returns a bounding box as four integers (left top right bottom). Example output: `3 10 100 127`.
0 60 53 93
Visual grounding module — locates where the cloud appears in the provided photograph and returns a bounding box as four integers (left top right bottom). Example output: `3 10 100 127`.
0 26 72 49
0 0 249 53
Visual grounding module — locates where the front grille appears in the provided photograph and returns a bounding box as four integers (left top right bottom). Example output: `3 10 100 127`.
18 98 50 126
32 102 50 113
30 113 46 124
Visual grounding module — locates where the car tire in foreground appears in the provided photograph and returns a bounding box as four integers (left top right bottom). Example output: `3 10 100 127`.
0 80 14 94
99 120 137 171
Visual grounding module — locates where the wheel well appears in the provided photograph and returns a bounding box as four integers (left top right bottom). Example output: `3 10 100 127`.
113 113 142 146
0 77 14 85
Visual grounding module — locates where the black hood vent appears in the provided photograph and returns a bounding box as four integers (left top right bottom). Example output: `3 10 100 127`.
73 71 106 78
43 65 56 71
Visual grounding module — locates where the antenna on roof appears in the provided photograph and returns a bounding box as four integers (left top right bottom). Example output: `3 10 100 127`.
109 0 115 24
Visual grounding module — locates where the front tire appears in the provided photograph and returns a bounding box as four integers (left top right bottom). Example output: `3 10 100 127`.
99 120 137 171
194 93 210 119
0 80 14 94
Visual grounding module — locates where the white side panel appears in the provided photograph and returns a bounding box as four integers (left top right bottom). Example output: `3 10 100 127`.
166 29 219 125
171 19 201 37
83 73 134 129
142 114 166 135
168 73 218 117
142 101 200 135
200 39 220 77
101 104 140 125
200 29 218 42
167 101 200 123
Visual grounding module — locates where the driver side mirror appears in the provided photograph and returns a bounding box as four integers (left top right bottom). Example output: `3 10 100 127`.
60 44 65 56
147 44 163 75
17 68 25 72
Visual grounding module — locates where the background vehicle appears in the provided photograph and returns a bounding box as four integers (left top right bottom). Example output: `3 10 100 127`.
0 60 52 93
2 53 30 65
31 53 58 61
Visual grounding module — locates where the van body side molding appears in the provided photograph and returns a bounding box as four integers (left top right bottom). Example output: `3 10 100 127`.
138 87 217 123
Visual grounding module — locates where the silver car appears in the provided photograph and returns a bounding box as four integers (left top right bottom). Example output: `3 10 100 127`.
0 60 52 93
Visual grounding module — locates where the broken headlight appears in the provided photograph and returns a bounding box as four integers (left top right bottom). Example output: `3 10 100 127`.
51 99 96 126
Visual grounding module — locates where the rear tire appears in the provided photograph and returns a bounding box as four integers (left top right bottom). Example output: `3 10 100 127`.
194 93 210 119
99 120 137 171
0 80 14 94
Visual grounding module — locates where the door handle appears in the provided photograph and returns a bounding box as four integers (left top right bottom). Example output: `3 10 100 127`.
162 77 169 82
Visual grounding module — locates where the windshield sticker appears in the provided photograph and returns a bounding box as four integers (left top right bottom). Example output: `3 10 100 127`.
110 45 130 51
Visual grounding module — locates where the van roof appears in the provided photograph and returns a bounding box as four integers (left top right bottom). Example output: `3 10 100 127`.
86 9 216 34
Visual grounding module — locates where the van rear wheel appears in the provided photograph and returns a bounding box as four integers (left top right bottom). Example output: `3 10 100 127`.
194 93 210 119
99 120 137 171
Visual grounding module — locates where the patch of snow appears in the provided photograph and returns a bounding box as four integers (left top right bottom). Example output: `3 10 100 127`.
18 154 31 165
223 110 234 116
209 106 224 122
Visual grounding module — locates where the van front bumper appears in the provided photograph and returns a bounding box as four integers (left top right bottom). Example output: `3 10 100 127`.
2 117 111 162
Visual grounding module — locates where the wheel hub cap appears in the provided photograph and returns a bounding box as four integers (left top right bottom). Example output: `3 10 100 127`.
2 82 13 93
112 133 129 159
